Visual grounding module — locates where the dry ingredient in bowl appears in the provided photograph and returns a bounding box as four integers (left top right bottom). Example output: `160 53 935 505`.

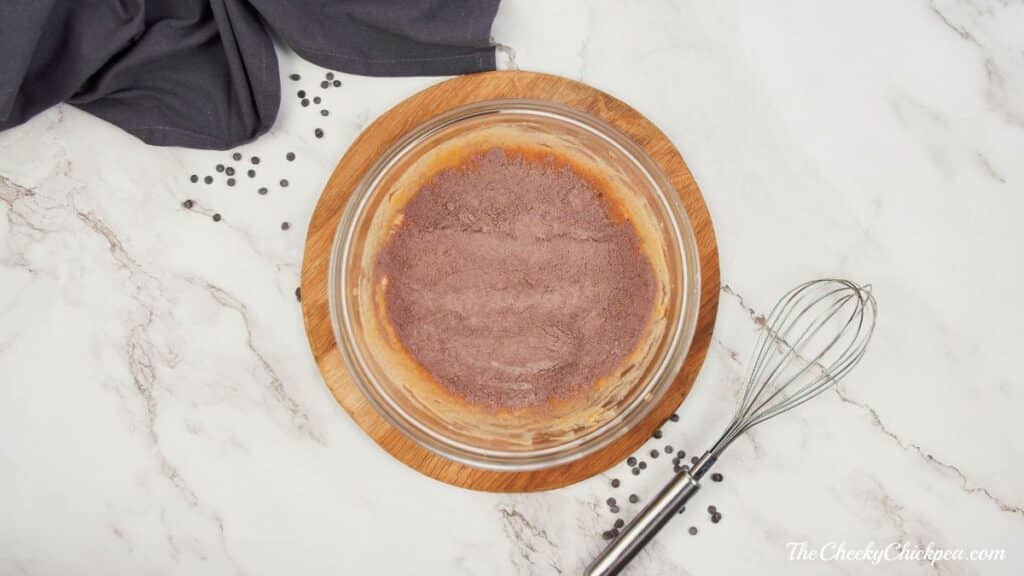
377 148 656 410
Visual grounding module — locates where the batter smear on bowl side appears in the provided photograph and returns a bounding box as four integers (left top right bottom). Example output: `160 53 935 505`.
376 148 656 410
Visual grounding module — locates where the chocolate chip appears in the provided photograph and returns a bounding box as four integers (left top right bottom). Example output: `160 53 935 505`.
204 176 213 184
670 413 679 422
665 445 674 453
289 73 300 81
232 152 242 161
677 506 686 514
650 449 659 458
247 169 255 178
602 530 615 541
710 472 723 482
313 96 321 104
314 128 324 138
216 164 225 173
225 166 235 176
212 213 222 222
707 505 717 514
631 468 640 476
295 287 301 301
286 152 296 161
301 99 309 107
226 178 235 186
611 479 620 488
333 79 341 87
609 528 620 538
609 505 619 514
653 429 663 439
606 498 616 507
628 494 639 504
279 179 289 187
258 187 268 195
626 457 637 467
251 156 260 165
677 450 686 460
711 512 722 523
639 462 647 470
297 90 306 98
320 80 329 89
688 526 698 535
189 174 198 183
182 199 194 209
320 109 329 116
614 519 624 529
281 221 290 230
691 456 698 465
326 72 335 80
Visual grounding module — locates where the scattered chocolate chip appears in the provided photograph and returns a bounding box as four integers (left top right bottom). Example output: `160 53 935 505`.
289 73 300 81
189 174 198 183
628 494 639 504
609 528 620 538
326 72 335 80
691 456 698 465
670 413 680 422
297 90 306 98
286 152 296 161
258 187 268 195
677 450 686 460
606 498 616 507
650 449 659 458
247 169 255 178
314 128 324 138
639 462 647 470
232 152 242 161
665 445 674 453
182 199 194 209
653 430 663 439
280 179 289 187
320 80 329 89
611 479 620 488
677 506 686 514
631 468 640 476
707 505 717 514
225 166 235 176
626 457 637 467
216 164 225 173
226 178 235 186
688 526 698 535
212 213 222 222
301 98 310 107
609 505 619 514
251 156 260 165
281 221 290 230
204 176 213 184
295 286 301 301
313 96 321 104
710 472 723 482
332 79 341 87
602 530 615 541
614 519 624 529
711 513 722 523
320 109 329 116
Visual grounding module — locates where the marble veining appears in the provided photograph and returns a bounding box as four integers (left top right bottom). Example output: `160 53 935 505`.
2 1 1023 574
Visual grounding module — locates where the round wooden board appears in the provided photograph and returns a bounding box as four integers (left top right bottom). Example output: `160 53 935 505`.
301 71 719 492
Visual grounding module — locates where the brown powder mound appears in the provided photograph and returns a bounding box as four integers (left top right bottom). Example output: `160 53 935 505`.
376 148 656 410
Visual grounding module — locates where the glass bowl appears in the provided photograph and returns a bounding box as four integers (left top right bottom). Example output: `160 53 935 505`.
329 99 701 471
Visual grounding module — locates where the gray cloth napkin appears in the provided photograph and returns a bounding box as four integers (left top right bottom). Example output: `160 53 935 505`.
0 0 500 149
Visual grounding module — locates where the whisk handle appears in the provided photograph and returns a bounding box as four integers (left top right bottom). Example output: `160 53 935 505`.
585 470 701 576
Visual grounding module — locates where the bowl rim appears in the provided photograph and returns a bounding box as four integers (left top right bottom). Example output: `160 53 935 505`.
328 98 702 471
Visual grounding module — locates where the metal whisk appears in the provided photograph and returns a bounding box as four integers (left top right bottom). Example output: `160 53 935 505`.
586 279 877 576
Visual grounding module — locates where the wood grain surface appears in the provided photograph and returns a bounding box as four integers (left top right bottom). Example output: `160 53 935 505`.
300 71 719 492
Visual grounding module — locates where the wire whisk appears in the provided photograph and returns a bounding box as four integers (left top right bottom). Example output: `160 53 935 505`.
586 279 877 576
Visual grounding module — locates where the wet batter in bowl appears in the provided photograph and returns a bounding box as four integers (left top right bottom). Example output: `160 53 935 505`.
376 148 656 410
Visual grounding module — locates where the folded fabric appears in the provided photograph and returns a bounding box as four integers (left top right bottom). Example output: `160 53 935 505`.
0 0 500 149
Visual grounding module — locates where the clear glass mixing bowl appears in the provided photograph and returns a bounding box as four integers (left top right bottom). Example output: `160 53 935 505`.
329 99 701 471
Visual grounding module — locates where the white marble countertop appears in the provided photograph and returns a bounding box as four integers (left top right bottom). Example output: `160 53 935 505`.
2 1 1022 574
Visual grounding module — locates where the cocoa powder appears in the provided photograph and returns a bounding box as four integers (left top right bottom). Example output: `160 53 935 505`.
377 148 655 410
